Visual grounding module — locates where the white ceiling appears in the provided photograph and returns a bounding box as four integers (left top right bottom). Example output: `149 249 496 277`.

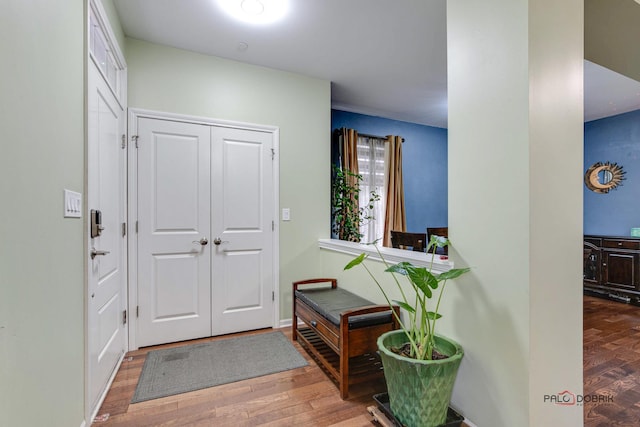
113 0 640 128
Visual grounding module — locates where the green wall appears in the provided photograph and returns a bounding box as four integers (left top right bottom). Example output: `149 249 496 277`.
0 1 86 426
446 0 584 425
125 38 331 320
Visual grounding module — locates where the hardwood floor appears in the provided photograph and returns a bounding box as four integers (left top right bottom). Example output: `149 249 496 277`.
95 296 640 426
93 328 393 426
584 295 640 426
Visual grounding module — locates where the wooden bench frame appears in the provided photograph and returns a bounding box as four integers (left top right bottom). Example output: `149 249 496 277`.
292 278 400 399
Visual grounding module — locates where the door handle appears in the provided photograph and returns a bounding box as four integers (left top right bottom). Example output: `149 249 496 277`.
213 238 229 246
192 238 208 246
90 248 110 259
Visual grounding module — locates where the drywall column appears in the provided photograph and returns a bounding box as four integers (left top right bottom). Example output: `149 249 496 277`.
447 1 583 426
0 1 85 426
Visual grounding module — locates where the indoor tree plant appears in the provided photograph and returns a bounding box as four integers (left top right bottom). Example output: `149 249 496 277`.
344 235 470 427
331 165 379 242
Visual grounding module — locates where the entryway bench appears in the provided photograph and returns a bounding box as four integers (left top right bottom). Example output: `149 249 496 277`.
292 278 400 399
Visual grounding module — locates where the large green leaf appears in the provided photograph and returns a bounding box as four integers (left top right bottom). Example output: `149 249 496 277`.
344 253 367 270
393 300 416 314
404 266 437 298
437 267 471 281
427 234 450 252
408 265 438 289
387 263 439 298
385 262 412 275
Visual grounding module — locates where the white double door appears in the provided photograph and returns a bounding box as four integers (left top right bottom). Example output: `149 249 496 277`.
136 117 275 347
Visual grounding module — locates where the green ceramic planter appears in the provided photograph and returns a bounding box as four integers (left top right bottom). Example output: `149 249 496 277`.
377 330 463 427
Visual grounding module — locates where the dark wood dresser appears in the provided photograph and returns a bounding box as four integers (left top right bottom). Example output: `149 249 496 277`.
584 235 640 303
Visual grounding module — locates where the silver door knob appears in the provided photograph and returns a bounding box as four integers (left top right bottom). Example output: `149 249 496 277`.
90 248 110 259
192 238 208 246
213 238 222 245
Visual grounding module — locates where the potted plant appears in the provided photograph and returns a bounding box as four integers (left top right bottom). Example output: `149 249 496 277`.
344 236 470 427
331 165 379 242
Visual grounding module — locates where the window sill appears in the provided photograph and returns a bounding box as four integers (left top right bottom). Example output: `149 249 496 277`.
318 239 453 274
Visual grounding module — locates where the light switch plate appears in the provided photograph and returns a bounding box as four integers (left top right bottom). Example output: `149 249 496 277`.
64 189 82 218
282 208 290 221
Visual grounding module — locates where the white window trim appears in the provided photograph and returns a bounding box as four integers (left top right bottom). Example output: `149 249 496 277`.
318 238 453 273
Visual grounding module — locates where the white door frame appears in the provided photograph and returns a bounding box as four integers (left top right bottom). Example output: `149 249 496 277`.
127 108 280 350
85 0 128 423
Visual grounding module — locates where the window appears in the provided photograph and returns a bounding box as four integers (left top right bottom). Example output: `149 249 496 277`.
89 4 125 103
357 136 386 244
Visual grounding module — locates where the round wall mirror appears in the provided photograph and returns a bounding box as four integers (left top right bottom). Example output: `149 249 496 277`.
597 169 613 185
584 161 625 193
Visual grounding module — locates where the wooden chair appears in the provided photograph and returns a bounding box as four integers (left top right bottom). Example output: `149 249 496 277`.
390 230 427 252
427 227 449 255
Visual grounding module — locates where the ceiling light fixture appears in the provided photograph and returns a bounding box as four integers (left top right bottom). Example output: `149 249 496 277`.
241 0 264 15
217 0 288 25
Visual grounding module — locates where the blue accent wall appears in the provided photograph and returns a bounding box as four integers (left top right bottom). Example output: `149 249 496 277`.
584 109 640 236
332 109 448 233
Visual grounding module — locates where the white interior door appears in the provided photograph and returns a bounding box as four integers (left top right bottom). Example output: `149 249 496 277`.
211 127 274 335
87 63 127 410
135 115 275 347
136 118 212 347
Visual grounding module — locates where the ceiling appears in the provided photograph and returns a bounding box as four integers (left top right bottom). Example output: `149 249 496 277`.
113 0 640 128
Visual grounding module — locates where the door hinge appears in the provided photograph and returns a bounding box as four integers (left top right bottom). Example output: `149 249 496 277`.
135 221 138 233
271 148 275 160
136 306 139 318
121 134 126 149
122 310 127 325
272 291 275 301
132 135 139 148
122 222 126 237
272 220 275 231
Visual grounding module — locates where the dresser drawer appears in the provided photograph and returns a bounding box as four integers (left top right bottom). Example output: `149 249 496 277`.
603 239 640 250
584 236 602 247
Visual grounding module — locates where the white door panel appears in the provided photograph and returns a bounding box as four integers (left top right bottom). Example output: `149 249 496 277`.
137 118 211 347
222 140 263 229
88 63 127 410
212 127 274 335
153 253 200 318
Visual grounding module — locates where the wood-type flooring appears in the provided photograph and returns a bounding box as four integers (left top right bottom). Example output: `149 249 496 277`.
584 295 640 426
93 296 640 426
93 328 408 426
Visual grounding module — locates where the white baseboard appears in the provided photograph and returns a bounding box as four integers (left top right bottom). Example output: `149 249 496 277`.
279 318 292 328
279 318 306 329
449 404 477 427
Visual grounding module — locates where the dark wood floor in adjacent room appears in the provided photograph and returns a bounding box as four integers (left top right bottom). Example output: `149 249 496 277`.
584 295 640 426
93 296 640 426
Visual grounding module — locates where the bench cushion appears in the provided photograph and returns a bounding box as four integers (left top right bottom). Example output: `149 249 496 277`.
295 288 393 329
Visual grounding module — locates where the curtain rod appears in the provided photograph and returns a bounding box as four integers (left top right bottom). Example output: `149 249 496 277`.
358 132 405 143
